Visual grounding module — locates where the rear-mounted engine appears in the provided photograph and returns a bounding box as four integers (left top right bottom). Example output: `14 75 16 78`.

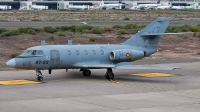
109 49 144 61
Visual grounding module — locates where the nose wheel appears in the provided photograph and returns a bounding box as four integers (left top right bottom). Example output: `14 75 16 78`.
36 70 43 81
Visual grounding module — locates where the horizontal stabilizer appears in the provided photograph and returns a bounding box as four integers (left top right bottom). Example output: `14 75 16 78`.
115 65 181 70
141 32 192 37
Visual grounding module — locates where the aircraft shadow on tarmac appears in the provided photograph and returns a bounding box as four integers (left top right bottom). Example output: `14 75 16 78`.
47 70 177 84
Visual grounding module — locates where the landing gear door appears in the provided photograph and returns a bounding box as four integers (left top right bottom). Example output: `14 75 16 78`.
50 50 60 69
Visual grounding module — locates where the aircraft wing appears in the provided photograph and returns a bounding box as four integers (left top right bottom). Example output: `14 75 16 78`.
114 65 181 70
113 62 181 70
141 32 192 36
73 62 180 70
73 62 114 68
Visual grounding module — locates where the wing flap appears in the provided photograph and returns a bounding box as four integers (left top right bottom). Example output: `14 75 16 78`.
115 65 181 70
74 64 114 68
73 62 181 70
73 62 114 68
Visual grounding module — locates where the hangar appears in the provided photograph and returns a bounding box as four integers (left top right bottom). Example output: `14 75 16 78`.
0 0 198 10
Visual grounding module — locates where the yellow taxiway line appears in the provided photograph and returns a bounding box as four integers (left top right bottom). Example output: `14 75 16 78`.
130 73 174 78
0 80 41 85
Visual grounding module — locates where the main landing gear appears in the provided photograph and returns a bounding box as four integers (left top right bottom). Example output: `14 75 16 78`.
36 70 43 81
105 68 114 80
81 69 91 76
80 68 114 80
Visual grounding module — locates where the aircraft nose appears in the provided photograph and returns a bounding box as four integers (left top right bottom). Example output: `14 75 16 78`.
6 59 16 68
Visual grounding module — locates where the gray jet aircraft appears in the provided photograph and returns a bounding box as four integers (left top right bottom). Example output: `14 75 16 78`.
6 17 186 81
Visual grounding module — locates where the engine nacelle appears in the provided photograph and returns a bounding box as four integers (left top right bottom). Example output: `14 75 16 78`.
109 49 144 61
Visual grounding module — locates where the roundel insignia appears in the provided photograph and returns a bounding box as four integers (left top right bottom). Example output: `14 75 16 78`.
126 53 130 57
46 56 50 60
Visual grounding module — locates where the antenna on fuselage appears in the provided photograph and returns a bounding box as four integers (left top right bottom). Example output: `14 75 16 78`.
68 40 72 45
41 40 45 46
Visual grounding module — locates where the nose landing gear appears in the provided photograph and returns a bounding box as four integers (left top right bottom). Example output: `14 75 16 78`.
36 70 43 81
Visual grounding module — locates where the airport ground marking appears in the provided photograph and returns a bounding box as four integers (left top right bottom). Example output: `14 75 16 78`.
0 78 109 85
109 79 200 97
51 78 110 84
0 80 41 85
130 73 174 78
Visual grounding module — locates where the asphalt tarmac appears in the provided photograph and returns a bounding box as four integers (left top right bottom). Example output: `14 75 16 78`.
1 20 200 28
0 60 200 112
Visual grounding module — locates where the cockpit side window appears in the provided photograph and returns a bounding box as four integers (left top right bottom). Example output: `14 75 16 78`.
31 50 37 55
36 50 44 55
20 50 44 56
20 50 27 56
23 50 33 56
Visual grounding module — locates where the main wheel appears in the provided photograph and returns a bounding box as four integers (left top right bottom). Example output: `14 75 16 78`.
82 70 91 76
37 76 43 81
82 71 86 76
85 70 91 76
105 68 114 80
105 72 114 80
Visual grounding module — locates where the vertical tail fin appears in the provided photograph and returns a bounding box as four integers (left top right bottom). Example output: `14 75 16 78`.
121 17 172 48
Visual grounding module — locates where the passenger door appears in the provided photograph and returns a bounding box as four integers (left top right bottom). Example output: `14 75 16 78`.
50 50 60 69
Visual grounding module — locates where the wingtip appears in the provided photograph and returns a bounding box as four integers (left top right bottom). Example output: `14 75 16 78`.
157 17 173 21
173 67 181 70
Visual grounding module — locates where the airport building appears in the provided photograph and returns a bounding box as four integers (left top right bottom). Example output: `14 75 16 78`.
0 0 199 10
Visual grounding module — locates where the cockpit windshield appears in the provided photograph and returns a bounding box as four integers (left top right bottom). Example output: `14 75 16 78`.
20 50 44 56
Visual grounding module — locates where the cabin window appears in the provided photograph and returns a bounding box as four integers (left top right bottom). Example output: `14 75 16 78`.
67 50 71 55
76 50 80 55
100 50 104 55
92 50 96 55
84 50 88 55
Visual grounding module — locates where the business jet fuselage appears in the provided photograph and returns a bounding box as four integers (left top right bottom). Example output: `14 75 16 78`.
6 17 183 81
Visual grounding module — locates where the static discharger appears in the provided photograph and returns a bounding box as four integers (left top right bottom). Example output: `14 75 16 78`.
130 73 175 78
0 80 41 85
